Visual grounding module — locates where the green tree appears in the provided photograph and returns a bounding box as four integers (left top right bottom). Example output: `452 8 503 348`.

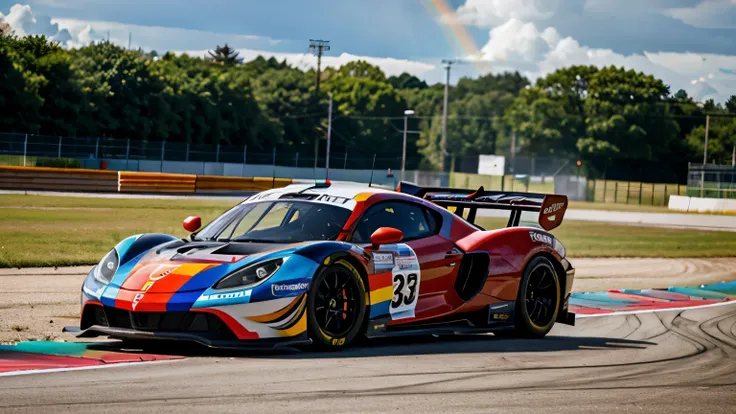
208 44 243 66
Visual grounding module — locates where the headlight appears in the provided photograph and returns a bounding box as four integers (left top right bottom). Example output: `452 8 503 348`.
93 249 119 285
553 238 566 259
214 258 285 290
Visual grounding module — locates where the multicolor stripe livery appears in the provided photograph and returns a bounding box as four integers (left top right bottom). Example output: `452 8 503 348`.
66 181 577 350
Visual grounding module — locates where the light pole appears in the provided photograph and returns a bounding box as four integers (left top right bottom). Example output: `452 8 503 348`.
402 109 415 182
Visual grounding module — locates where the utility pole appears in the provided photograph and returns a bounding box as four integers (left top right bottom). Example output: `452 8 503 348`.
701 115 710 196
325 93 333 180
309 39 330 170
703 115 710 166
128 32 132 50
440 59 466 172
402 110 415 181
440 60 455 172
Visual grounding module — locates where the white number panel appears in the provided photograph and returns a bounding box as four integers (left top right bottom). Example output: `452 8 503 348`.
389 245 421 320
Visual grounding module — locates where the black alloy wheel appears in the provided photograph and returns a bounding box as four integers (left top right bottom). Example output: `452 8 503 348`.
525 264 558 329
513 256 561 338
307 259 366 350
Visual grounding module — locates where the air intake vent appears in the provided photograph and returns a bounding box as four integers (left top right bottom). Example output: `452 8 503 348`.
454 252 491 302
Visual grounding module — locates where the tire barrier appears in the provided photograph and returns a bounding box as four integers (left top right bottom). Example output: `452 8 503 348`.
118 172 197 193
0 166 293 194
195 175 292 193
0 166 118 192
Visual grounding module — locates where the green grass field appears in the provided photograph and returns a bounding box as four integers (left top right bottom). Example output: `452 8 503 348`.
0 194 735 268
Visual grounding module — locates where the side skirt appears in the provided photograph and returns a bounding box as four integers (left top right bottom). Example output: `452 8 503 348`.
365 302 518 339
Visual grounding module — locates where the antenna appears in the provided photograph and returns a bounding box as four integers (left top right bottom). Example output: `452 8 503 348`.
368 154 376 187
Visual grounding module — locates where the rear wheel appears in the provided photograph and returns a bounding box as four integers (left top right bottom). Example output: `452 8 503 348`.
307 259 366 350
512 256 561 338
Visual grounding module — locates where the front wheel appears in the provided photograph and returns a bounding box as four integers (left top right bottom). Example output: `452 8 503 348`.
512 256 561 338
307 259 367 350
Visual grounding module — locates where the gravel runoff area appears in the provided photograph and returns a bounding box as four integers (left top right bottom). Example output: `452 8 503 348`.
1 258 734 344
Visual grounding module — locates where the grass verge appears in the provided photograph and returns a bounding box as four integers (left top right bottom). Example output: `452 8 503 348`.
1 194 735 267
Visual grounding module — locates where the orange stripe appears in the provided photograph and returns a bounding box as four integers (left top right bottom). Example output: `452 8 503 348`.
247 294 305 323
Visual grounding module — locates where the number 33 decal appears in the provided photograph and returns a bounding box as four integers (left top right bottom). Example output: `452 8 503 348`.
392 273 418 308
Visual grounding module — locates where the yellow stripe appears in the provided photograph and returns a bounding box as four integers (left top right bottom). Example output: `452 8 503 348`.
175 263 214 276
279 312 307 337
353 192 373 202
370 286 393 305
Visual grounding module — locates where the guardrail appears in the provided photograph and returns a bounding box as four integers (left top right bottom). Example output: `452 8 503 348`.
0 166 293 194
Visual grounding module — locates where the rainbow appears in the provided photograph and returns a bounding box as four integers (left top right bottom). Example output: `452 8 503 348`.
419 0 488 72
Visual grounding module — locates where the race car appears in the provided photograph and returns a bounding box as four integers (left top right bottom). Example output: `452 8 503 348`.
65 180 575 350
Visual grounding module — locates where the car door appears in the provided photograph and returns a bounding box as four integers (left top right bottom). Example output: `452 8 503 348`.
351 201 463 322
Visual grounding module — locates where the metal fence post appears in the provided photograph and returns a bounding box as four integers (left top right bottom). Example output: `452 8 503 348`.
295 152 299 168
602 180 607 203
243 145 247 165
125 139 130 161
626 182 630 204
650 184 655 206
343 151 347 169
592 179 597 202
664 185 668 206
614 182 618 203
95 137 100 159
186 143 190 162
272 147 277 187
638 182 643 205
58 136 62 158
216 144 220 163
23 134 28 166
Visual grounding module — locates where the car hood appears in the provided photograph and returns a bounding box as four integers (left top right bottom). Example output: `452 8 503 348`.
111 240 299 293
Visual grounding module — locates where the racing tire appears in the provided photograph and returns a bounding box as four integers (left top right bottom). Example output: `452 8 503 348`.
511 256 561 339
307 259 367 351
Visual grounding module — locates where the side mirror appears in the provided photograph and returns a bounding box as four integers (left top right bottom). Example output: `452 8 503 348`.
183 216 202 233
370 227 403 247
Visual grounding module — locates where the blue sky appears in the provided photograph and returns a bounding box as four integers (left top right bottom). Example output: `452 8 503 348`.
2 0 736 101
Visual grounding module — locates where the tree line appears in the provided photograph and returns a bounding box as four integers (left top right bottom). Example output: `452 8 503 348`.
1 32 734 180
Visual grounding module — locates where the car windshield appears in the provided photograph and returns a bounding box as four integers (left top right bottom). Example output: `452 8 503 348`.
195 201 352 243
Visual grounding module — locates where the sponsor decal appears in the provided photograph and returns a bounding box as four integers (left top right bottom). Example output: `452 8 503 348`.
272 282 310 296
199 289 252 302
529 231 553 246
372 252 394 265
148 265 179 281
315 194 351 205
132 293 145 310
492 313 510 320
543 202 565 215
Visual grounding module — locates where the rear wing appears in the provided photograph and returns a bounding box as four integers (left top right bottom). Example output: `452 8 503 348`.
396 181 568 231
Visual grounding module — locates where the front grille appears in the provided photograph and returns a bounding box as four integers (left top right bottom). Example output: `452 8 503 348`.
81 305 237 340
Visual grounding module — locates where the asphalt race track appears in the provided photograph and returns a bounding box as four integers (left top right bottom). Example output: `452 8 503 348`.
1 304 734 413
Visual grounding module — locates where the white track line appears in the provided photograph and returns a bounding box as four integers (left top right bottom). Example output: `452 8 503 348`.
0 359 179 378
575 299 736 318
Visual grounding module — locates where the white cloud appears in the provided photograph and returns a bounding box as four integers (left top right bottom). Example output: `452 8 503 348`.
52 17 279 52
1 4 434 78
666 0 736 29
456 0 559 27
476 19 736 102
0 4 73 44
181 49 436 78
